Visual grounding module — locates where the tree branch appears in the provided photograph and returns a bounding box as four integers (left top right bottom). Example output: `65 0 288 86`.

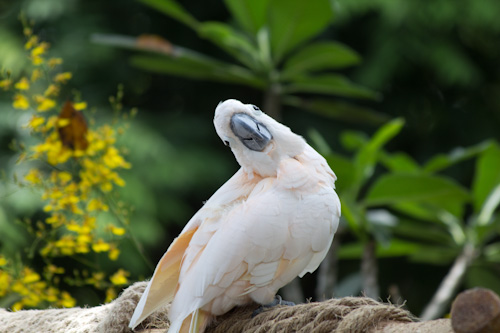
420 243 476 320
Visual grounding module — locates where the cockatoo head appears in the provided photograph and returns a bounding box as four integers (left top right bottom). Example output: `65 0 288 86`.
214 99 305 177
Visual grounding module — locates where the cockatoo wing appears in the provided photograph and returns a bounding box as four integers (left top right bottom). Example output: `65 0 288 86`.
129 168 260 329
168 155 340 331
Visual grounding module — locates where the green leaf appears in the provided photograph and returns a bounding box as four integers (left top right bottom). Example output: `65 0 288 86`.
325 154 356 193
423 141 490 173
282 41 361 79
380 152 421 173
340 197 364 238
92 33 174 55
338 239 421 259
393 219 453 245
268 0 334 62
472 142 500 212
476 185 500 226
283 96 389 126
365 173 470 217
130 52 264 88
198 21 259 69
285 74 380 100
341 131 368 151
409 245 459 264
307 129 356 192
465 264 500 296
224 0 269 35
354 118 404 183
138 0 199 30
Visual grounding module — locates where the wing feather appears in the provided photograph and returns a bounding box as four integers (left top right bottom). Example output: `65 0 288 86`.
129 226 198 329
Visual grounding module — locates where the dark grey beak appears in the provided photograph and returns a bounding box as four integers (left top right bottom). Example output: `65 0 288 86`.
230 113 272 151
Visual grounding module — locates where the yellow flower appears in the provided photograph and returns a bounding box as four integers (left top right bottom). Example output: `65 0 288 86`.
31 42 49 65
54 235 77 255
54 72 72 83
110 269 129 285
58 291 76 308
0 255 7 266
22 268 41 284
74 102 87 110
57 118 70 127
14 77 30 90
24 35 39 50
105 287 117 303
100 182 113 192
28 115 45 130
31 68 43 82
109 247 120 261
48 58 63 68
12 302 23 312
103 147 131 169
44 84 59 97
58 171 72 184
0 270 10 297
34 95 56 112
25 169 42 184
110 226 126 236
0 79 12 90
92 239 110 252
87 198 109 212
13 94 30 109
45 214 66 226
46 265 65 275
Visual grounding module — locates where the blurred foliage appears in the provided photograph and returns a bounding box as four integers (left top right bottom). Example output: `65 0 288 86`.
0 0 499 319
94 0 389 124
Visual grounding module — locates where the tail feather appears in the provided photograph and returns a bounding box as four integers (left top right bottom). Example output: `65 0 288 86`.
169 309 211 333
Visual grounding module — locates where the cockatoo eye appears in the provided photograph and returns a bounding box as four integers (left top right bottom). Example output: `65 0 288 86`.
224 140 230 147
230 113 272 151
251 105 260 111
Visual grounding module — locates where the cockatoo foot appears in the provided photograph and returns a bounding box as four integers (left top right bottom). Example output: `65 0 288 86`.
251 295 295 317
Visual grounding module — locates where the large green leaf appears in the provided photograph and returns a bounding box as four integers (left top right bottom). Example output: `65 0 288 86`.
423 141 490 173
283 96 389 126
130 52 264 88
138 0 199 29
268 0 334 62
472 142 500 212
365 173 470 217
393 219 453 245
198 22 259 69
285 74 380 99
354 118 404 184
282 41 361 79
224 0 269 35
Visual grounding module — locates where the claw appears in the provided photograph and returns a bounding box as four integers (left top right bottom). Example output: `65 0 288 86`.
251 295 295 317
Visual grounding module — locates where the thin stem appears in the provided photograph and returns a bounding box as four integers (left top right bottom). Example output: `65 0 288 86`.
420 243 476 320
315 235 340 300
263 84 282 121
361 239 379 299
104 192 154 271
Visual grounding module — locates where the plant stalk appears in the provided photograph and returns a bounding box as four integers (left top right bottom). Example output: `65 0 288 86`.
315 235 340 300
361 239 380 299
420 243 476 320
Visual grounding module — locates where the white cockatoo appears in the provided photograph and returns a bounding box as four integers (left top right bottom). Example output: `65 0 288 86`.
129 99 340 332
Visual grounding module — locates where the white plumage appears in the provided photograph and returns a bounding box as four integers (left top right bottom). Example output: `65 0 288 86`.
129 99 340 332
